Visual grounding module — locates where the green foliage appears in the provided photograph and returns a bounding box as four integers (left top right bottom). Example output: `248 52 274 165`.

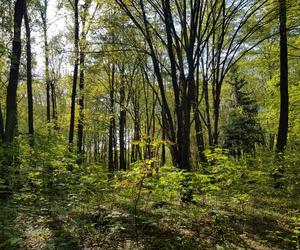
223 70 264 156
292 217 300 249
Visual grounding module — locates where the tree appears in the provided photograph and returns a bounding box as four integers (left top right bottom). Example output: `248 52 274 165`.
4 0 25 143
119 65 126 171
39 0 52 126
24 1 34 145
276 0 289 153
223 69 264 157
77 0 91 162
69 0 79 150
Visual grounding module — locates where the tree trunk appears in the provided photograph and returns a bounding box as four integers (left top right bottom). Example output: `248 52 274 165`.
276 0 288 153
77 50 85 161
161 120 166 166
77 0 90 161
119 69 126 171
194 108 206 164
50 80 58 129
68 0 79 150
108 65 116 174
213 96 220 146
4 0 25 143
131 92 141 163
203 77 213 146
24 2 34 145
41 6 51 126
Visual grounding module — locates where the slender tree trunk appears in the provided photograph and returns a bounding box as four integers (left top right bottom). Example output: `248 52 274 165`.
203 77 213 146
161 111 166 166
68 0 79 150
131 93 141 163
276 0 288 153
194 108 206 163
77 49 85 160
50 80 58 128
213 96 221 146
24 3 34 145
108 65 116 174
119 68 126 171
77 1 90 161
274 0 288 188
113 121 118 171
41 7 51 125
77 33 86 161
4 0 25 143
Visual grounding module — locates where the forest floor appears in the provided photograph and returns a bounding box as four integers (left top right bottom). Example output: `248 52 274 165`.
1 165 299 250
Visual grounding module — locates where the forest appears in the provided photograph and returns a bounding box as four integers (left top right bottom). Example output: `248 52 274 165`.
0 0 300 249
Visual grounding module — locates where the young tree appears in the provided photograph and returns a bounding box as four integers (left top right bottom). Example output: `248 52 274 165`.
223 69 264 157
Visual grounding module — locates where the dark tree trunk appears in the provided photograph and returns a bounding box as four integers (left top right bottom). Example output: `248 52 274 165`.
77 20 86 161
194 108 206 164
276 0 288 153
113 121 118 171
77 0 90 162
213 96 220 146
108 65 116 174
77 50 85 161
40 6 51 125
203 77 213 146
4 0 25 143
68 0 79 150
161 111 166 166
50 80 58 129
24 3 34 145
119 69 126 171
131 92 141 163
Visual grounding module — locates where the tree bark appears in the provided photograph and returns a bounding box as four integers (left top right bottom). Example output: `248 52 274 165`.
119 67 126 171
24 2 34 145
68 0 79 150
50 79 58 129
108 64 116 174
4 0 25 143
131 92 141 163
203 77 213 146
276 0 288 153
40 3 51 126
77 2 89 161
